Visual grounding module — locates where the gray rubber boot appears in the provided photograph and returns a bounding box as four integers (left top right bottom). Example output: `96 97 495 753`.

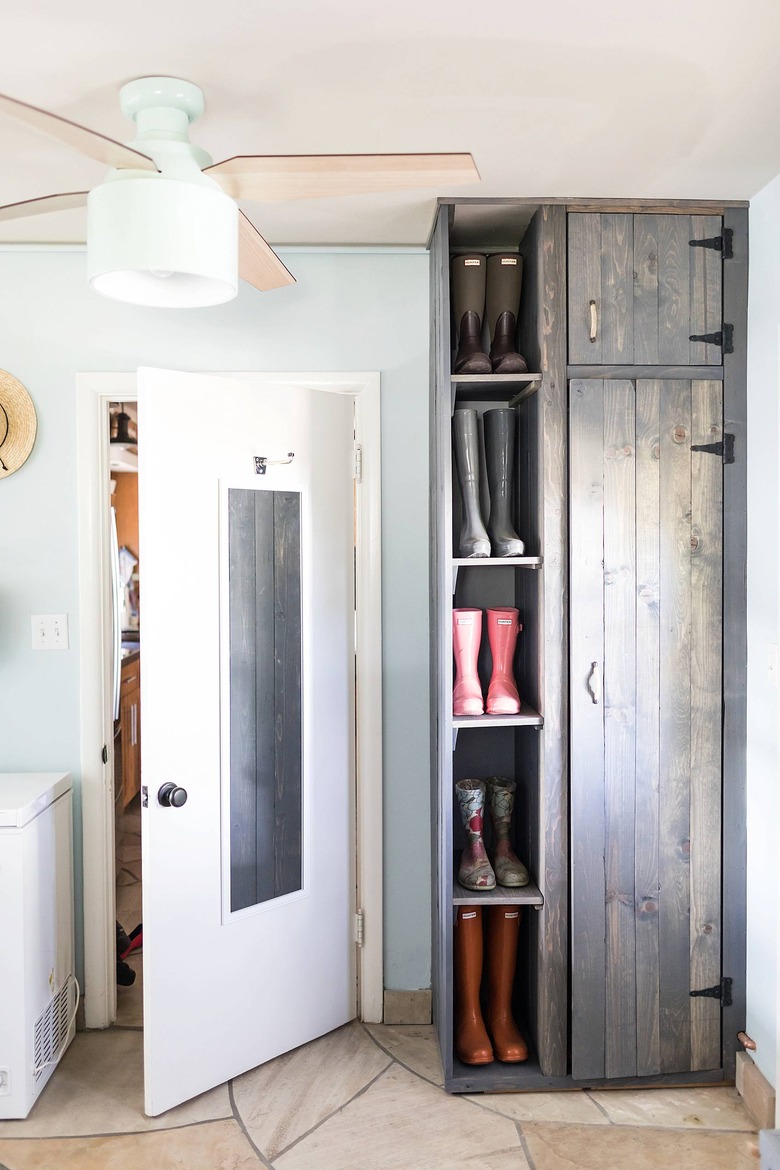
484 408 525 556
485 254 528 374
451 255 491 375
453 409 490 558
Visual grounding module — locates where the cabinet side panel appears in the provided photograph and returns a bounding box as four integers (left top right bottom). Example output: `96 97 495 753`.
720 206 747 1081
523 206 569 1076
429 206 454 1078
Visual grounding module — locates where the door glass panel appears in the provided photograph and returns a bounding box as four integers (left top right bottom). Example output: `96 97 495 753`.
227 487 302 911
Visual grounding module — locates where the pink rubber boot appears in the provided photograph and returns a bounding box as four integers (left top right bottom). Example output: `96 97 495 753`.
452 608 484 715
486 607 522 715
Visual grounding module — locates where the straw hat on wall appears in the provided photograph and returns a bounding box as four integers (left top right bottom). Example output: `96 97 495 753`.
0 371 37 479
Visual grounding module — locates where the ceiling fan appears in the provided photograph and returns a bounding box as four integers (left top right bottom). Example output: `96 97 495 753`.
0 76 479 307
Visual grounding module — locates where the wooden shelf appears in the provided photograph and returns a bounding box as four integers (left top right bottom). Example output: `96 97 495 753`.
452 707 543 729
452 874 543 907
452 373 542 406
452 556 542 568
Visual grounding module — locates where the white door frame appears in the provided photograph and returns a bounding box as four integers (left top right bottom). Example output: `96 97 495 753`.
76 370 384 1029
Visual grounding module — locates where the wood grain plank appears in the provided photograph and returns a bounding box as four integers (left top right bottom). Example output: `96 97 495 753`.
658 217 692 364
568 214 603 364
601 215 634 363
689 380 724 1070
273 491 302 898
688 216 723 366
253 490 277 905
634 380 662 1076
568 365 724 382
602 380 638 1079
658 380 693 1073
228 488 259 913
569 378 607 1081
633 216 660 364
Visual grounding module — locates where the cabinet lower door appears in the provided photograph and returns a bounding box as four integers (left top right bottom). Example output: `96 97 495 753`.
570 378 723 1080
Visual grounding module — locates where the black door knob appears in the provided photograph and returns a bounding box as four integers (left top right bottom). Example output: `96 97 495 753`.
158 782 188 808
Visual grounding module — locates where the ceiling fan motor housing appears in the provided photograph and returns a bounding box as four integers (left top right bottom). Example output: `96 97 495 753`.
87 76 239 307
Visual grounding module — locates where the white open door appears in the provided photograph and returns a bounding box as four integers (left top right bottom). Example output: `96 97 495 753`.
137 368 356 1115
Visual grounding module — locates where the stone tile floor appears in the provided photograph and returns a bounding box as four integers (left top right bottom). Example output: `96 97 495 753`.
20 791 754 1167
0 1021 760 1169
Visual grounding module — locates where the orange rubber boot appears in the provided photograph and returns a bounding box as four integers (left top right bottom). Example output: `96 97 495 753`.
484 906 528 1062
454 907 493 1065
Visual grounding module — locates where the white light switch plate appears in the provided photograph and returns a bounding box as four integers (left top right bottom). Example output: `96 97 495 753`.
31 614 69 650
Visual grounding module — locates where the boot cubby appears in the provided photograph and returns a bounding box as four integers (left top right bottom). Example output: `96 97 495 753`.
432 200 569 1092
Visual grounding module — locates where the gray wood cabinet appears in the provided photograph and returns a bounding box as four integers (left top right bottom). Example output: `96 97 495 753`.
430 198 747 1095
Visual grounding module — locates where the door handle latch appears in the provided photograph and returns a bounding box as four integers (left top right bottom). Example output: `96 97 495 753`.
589 300 598 343
587 662 601 705
158 783 188 808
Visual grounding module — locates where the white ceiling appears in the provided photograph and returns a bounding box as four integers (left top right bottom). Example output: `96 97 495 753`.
1 0 778 246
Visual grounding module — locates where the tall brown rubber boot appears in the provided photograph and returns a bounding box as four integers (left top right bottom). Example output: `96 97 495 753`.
454 907 493 1065
484 906 528 1062
451 254 492 374
485 253 528 374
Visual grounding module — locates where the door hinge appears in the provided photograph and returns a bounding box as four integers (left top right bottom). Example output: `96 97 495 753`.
689 228 733 259
141 786 148 809
690 977 732 1007
353 443 363 483
101 744 108 764
688 323 734 353
691 433 735 464
354 908 365 948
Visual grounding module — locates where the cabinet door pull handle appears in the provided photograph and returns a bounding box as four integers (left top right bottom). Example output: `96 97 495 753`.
587 662 601 704
589 300 598 343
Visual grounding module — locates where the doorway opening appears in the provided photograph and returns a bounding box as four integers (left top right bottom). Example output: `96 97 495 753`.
109 401 144 1025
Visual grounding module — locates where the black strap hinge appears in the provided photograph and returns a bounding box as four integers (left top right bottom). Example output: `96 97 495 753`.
691 433 735 464
688 323 734 353
690 977 732 1007
689 228 733 259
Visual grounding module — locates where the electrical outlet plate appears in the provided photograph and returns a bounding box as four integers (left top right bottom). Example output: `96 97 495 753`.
31 614 69 651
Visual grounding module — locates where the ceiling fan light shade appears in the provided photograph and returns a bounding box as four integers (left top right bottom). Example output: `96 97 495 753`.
86 179 238 308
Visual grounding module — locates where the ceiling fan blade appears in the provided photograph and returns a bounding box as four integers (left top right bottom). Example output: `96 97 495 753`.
238 211 296 292
0 92 157 172
207 153 479 201
0 190 89 222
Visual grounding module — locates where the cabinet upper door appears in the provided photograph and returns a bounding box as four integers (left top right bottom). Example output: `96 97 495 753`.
568 214 724 366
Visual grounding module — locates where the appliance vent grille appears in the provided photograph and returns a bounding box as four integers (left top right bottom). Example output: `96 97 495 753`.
33 979 73 1080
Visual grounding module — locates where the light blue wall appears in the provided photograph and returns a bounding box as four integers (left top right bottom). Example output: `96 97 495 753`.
0 248 431 992
746 183 780 1099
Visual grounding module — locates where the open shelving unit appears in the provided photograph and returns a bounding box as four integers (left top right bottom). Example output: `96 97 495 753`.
430 201 569 1093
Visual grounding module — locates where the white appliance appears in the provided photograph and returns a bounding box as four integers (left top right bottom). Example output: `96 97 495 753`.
0 773 75 1118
